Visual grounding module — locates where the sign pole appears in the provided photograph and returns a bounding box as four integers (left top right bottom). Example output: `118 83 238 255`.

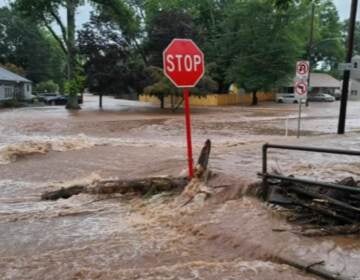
295 61 309 139
297 100 302 138
183 88 194 178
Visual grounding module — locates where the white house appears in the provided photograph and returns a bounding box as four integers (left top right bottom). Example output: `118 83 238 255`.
0 67 32 101
349 55 360 101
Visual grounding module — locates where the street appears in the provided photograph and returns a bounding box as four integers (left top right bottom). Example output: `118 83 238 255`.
0 95 360 279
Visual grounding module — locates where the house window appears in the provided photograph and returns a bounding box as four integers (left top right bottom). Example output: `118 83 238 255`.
4 87 13 98
26 84 30 92
351 90 358 96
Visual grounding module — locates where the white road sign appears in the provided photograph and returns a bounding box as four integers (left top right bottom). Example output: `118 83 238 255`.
294 80 308 99
296 61 310 78
339 63 356 71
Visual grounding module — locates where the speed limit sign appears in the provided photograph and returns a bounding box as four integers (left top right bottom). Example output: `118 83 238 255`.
296 61 310 78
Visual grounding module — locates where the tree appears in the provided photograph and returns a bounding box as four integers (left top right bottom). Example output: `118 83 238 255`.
145 9 200 67
14 0 135 109
308 0 344 71
344 20 360 56
0 7 65 85
13 0 81 109
34 80 60 93
220 0 301 105
78 14 146 97
272 0 344 71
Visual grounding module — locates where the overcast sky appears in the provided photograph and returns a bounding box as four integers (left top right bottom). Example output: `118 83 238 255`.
0 0 357 28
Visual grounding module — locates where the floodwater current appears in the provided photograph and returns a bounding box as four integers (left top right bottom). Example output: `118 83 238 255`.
1 95 360 279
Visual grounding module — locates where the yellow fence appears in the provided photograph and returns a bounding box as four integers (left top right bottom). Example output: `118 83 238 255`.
139 92 275 107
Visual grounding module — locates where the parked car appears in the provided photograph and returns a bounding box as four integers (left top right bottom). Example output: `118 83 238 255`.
276 93 305 104
37 93 67 105
308 93 335 102
37 93 83 105
327 90 341 100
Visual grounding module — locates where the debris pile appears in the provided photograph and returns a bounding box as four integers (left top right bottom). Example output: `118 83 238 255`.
266 176 360 236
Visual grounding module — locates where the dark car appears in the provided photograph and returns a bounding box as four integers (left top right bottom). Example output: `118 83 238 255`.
38 93 68 105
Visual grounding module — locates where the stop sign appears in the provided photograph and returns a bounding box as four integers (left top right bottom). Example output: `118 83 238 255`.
163 39 205 88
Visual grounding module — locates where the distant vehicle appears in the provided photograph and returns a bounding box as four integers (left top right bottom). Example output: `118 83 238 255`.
37 93 67 105
327 90 341 100
37 93 83 105
26 94 38 103
64 93 83 104
276 93 305 104
308 93 335 102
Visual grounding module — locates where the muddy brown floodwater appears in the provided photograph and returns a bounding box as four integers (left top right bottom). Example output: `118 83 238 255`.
1 95 360 279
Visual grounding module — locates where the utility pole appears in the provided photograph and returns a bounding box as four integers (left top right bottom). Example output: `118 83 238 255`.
338 0 358 134
306 3 315 107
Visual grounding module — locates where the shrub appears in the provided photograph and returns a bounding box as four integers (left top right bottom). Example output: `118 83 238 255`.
35 80 59 93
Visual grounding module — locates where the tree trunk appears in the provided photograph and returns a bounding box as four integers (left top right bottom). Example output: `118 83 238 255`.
182 140 213 205
41 177 188 201
160 95 165 109
170 94 175 111
252 90 258 105
65 0 80 110
99 93 103 109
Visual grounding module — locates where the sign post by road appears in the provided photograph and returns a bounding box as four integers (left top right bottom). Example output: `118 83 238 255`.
295 61 309 138
163 39 205 178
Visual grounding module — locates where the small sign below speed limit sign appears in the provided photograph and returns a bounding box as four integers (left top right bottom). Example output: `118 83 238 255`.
294 80 308 99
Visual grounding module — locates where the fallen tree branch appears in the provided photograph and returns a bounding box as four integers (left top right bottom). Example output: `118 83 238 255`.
41 185 85 200
41 177 188 201
41 140 213 201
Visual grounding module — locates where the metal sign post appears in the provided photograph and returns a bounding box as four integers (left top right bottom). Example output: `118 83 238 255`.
163 39 205 178
183 88 194 178
297 100 302 138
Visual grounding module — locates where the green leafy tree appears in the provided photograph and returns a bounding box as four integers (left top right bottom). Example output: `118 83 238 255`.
0 7 65 85
145 9 200 67
34 80 60 93
343 20 360 56
220 0 301 105
308 0 344 71
14 0 135 109
78 14 145 97
272 0 344 71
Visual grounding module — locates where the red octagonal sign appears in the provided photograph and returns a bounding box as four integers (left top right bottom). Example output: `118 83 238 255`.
163 39 205 88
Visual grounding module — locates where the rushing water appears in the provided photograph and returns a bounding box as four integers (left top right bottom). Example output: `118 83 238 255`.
1 95 360 279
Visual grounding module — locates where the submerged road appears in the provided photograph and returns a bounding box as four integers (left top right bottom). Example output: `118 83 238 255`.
0 95 360 279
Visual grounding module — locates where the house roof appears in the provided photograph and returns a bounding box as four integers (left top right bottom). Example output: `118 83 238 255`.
309 73 340 88
287 73 340 88
0 67 31 83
